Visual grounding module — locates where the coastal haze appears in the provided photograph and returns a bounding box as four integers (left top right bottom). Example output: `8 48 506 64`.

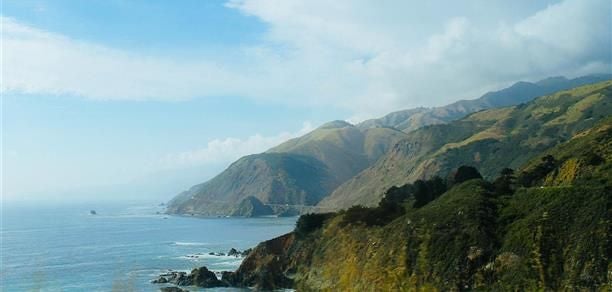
1 0 611 291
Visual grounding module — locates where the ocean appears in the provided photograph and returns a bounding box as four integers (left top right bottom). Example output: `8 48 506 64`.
0 201 297 291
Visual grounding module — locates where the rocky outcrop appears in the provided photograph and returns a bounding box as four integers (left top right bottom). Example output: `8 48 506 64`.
222 233 297 290
152 267 227 288
227 248 240 257
230 196 274 217
190 267 228 288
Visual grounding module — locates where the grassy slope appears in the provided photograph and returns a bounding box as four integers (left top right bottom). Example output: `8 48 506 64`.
322 80 612 210
228 120 611 290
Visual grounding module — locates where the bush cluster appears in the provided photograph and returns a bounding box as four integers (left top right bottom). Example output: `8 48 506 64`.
338 165 499 227
295 212 336 236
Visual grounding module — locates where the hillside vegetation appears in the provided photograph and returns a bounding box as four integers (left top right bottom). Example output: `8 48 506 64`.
321 80 612 210
220 119 612 290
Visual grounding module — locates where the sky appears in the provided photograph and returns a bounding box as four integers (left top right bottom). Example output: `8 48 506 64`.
2 0 611 202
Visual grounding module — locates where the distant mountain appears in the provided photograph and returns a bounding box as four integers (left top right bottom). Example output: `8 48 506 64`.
166 153 336 216
166 122 408 216
319 80 612 209
358 74 612 132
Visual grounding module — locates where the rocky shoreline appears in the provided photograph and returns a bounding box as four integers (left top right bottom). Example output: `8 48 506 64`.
152 267 227 288
152 247 259 291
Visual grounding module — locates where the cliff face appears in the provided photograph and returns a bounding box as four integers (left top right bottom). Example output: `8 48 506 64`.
221 121 612 290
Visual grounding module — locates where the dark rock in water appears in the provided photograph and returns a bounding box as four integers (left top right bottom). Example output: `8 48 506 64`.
160 287 189 292
151 277 168 284
173 273 192 286
227 248 240 257
152 267 228 288
190 266 229 288
90 210 97 215
151 271 191 286
208 252 215 256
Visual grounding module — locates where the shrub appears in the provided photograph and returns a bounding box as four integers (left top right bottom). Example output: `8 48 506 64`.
449 165 483 186
413 176 447 208
295 212 336 236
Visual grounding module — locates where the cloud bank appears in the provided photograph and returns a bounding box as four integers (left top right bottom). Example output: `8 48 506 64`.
2 0 611 119
161 122 314 168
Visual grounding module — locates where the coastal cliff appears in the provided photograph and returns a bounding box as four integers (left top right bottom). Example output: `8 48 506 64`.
218 121 611 290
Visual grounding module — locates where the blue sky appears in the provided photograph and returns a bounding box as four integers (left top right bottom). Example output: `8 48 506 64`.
2 0 611 202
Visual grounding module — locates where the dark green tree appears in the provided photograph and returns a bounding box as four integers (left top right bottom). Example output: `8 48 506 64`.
413 176 447 208
295 213 335 236
449 166 483 186
493 168 516 196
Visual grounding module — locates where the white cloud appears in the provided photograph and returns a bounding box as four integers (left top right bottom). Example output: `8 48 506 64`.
160 122 314 168
1 16 249 100
2 0 611 119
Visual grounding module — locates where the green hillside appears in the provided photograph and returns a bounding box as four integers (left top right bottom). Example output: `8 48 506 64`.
321 80 612 210
268 121 408 182
219 119 612 290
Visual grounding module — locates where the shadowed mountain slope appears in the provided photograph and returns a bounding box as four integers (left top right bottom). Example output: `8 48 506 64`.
167 123 408 216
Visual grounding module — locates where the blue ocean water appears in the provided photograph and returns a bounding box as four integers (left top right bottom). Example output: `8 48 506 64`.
0 202 297 291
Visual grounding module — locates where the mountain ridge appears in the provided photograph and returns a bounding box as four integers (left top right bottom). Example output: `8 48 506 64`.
319 80 612 210
357 74 612 132
166 74 611 216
